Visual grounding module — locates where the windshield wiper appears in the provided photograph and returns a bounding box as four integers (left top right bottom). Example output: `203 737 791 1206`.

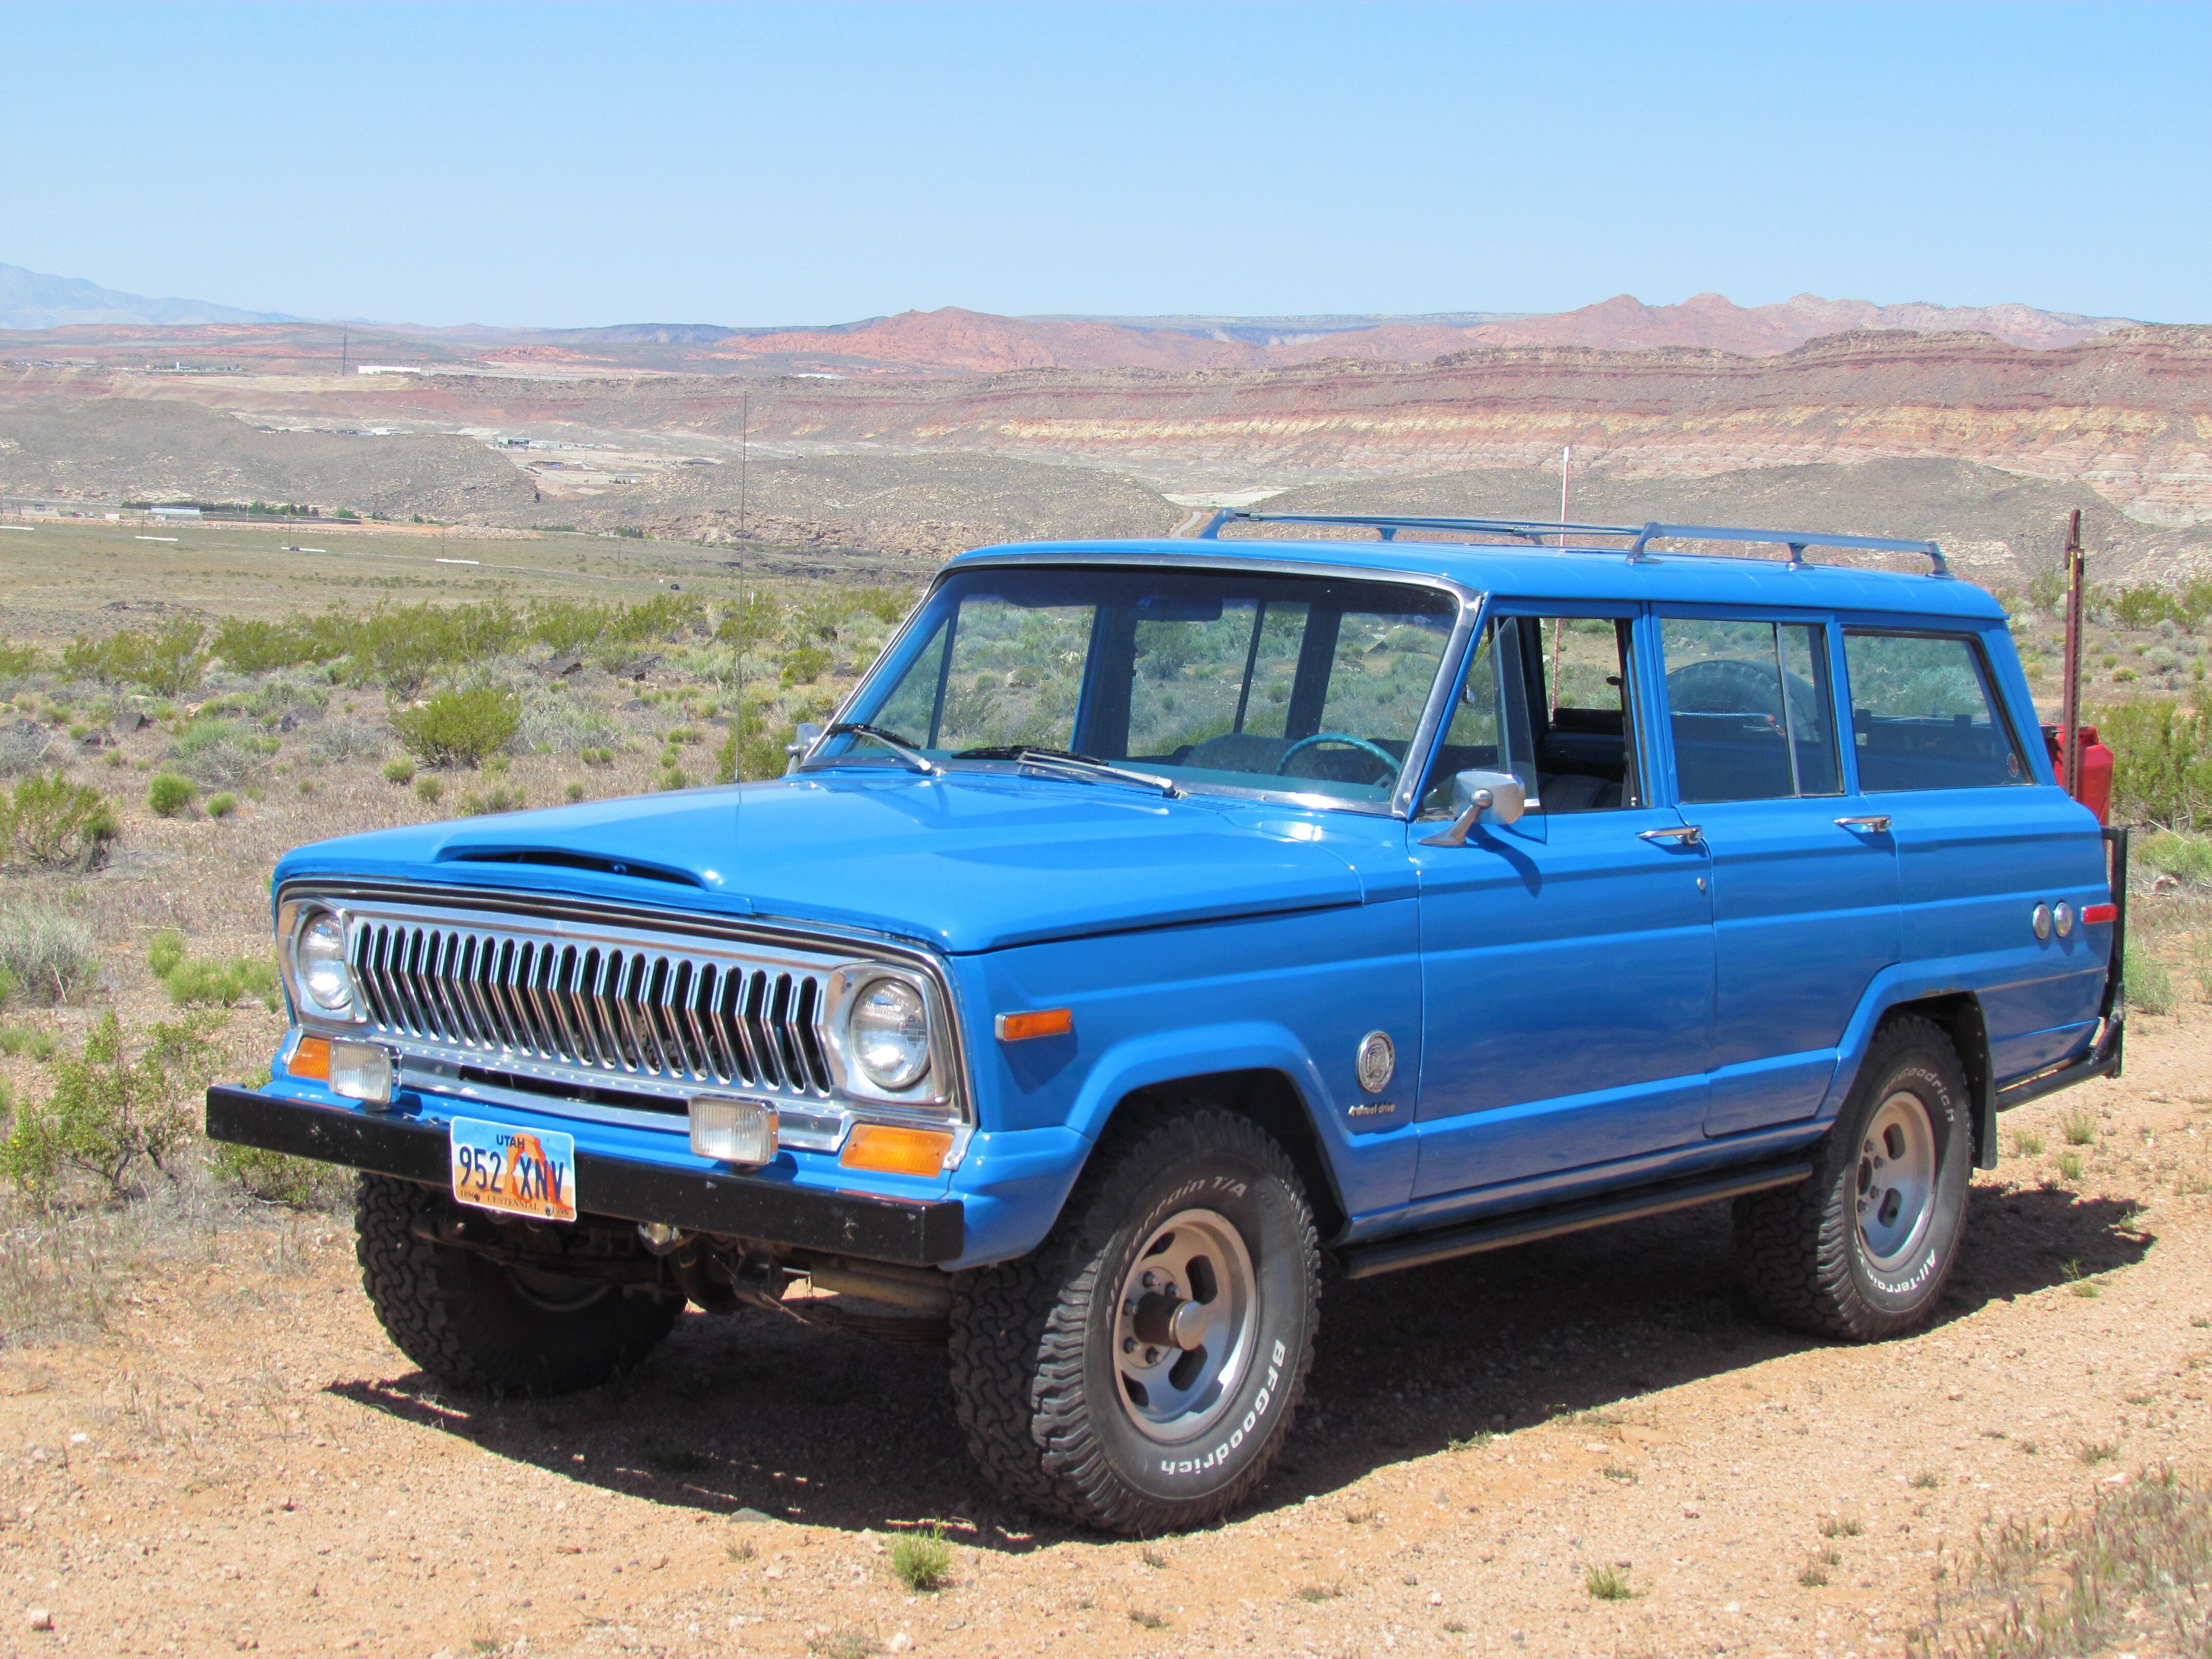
953 745 1185 799
812 722 942 777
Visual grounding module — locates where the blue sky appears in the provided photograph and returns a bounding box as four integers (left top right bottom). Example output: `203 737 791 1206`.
3 2 2205 328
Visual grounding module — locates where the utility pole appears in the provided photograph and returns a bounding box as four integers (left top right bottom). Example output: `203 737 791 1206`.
2059 507 2087 800
339 328 349 378
738 390 749 540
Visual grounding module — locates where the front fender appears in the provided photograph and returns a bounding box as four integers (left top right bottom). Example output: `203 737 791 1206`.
945 1020 1358 1268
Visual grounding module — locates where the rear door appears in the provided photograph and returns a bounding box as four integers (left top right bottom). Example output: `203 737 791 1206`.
1653 612 1901 1136
1841 628 2107 1080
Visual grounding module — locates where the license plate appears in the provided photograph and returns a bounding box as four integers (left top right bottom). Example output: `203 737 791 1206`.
448 1117 578 1223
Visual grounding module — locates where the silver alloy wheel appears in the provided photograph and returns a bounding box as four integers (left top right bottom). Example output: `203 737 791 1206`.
1112 1208 1258 1444
1856 1090 1938 1271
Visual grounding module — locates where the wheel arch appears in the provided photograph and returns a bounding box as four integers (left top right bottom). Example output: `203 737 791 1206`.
1864 991 1995 1169
1103 1067 1350 1243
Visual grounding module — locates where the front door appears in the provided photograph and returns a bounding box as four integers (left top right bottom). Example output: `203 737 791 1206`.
1410 605 1714 1199
1654 613 1901 1136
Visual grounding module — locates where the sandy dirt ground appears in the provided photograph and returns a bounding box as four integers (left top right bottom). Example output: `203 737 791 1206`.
0 1009 2201 1659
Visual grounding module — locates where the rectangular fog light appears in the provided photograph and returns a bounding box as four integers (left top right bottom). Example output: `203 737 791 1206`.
691 1096 778 1166
328 1041 394 1107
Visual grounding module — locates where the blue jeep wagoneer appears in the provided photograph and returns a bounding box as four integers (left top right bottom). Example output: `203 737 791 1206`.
208 511 2126 1533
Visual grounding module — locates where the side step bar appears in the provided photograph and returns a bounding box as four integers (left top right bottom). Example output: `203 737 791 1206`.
1335 1157 1813 1281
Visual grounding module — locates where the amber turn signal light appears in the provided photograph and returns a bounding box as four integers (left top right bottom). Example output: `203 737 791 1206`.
287 1034 332 1081
994 1007 1073 1043
839 1124 953 1177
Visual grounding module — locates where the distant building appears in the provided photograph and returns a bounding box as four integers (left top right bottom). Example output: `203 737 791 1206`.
150 506 202 520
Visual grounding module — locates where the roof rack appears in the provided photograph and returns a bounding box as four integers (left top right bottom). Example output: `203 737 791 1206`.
1195 509 1951 578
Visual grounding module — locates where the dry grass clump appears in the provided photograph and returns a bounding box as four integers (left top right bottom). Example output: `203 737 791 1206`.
0 903 101 1004
1908 1466 2212 1658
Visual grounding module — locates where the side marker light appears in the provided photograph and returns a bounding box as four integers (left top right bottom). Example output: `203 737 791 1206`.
2081 903 2118 925
994 1007 1073 1043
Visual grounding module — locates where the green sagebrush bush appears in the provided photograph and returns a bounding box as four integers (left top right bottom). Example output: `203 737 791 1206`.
0 1009 221 1197
0 906 101 1004
3 772 119 869
61 617 208 696
391 686 521 769
714 697 798 784
147 929 280 1009
2097 699 2212 830
208 1140 348 1209
146 772 196 817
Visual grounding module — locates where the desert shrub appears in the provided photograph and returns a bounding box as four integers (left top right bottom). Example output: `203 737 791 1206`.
391 686 521 768
0 1025 56 1060
147 929 280 1009
0 1010 217 1197
146 772 196 817
0 906 101 1004
2128 945 2178 1014
169 717 278 789
780 644 832 686
2135 829 2212 885
457 784 527 816
207 1141 349 1208
381 757 416 784
210 616 331 674
853 586 915 626
414 774 443 804
0 641 44 680
519 689 616 755
307 717 385 763
715 697 797 783
61 617 208 696
3 773 119 868
2097 700 2212 829
205 792 238 819
0 720 51 776
888 1528 952 1592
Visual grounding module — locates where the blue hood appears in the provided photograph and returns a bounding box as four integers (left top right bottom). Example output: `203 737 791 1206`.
272 773 1375 953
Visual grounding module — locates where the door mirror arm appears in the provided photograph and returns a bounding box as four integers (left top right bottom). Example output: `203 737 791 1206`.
1420 769 1531 847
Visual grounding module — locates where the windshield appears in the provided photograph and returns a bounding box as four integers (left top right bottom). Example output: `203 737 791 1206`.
822 565 1462 808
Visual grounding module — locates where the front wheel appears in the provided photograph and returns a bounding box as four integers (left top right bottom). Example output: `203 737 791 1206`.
948 1109 1319 1534
1735 1015 1971 1341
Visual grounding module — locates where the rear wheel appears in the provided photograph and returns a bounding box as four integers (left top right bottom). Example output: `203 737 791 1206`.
1735 1015 1971 1341
948 1109 1318 1534
354 1174 679 1394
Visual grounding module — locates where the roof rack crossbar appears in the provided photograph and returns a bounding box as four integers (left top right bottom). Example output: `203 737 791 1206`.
1195 508 1951 578
1624 522 1951 578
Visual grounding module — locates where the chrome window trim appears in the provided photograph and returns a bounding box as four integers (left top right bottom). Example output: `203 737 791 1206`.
274 881 974 1136
825 552 1485 821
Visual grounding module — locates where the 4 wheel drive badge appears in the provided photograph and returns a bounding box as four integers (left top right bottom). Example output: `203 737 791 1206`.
1355 1030 1395 1094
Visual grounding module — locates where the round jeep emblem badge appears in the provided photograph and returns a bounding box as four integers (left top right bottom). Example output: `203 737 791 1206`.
1355 1030 1395 1094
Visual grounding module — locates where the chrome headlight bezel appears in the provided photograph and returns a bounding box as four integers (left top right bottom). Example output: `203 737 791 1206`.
277 899 362 1024
820 962 953 1116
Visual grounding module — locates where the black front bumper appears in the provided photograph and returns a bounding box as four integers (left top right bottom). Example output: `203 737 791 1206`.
204 1086 966 1266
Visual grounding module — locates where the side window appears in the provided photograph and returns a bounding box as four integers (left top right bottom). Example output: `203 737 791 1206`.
1843 631 2027 791
1661 619 1842 802
1422 611 1640 815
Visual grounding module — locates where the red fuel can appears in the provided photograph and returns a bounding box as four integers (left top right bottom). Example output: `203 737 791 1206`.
2043 723 2114 824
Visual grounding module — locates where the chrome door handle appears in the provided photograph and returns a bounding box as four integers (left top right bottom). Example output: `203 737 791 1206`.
1835 815 1892 833
1638 824 1704 846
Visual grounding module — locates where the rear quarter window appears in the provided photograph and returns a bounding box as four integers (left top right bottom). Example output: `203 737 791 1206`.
1843 631 2027 791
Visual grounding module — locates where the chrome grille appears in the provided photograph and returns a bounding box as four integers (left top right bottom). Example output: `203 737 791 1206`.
347 910 836 1098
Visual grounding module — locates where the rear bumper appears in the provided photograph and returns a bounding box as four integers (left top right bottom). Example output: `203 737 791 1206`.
204 1086 966 1266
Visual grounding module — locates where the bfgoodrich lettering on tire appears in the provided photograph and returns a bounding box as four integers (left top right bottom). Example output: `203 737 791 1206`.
948 1108 1319 1534
1735 1015 1971 1341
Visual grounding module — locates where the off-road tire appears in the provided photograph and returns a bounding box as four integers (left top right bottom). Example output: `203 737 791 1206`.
1735 1015 1971 1341
948 1108 1320 1534
354 1174 679 1395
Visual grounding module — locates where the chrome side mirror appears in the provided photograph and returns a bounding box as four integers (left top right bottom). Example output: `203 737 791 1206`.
1419 768 1528 846
784 721 824 775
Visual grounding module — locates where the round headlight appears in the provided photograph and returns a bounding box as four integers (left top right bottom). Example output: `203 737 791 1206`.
296 911 353 1012
849 977 930 1091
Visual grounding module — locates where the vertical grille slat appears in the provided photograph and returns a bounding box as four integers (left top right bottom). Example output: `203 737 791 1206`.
341 908 841 1100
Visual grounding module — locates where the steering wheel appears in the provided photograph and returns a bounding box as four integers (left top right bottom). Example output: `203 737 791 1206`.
1274 732 1400 785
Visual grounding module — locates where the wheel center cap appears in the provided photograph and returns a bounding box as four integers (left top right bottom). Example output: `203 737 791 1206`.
1132 1292 1206 1351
